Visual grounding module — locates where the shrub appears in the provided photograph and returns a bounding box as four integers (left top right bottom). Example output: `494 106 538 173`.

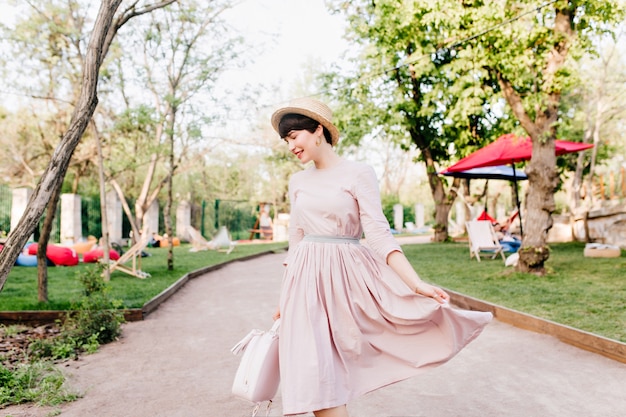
29 265 125 361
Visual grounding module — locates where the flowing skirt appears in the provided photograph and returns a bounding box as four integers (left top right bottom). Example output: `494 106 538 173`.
279 238 492 415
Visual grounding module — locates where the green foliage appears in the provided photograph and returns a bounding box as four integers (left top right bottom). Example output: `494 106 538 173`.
0 361 78 407
28 266 124 361
327 0 510 160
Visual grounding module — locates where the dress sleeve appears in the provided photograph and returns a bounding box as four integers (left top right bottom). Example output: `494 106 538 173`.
284 175 304 266
354 164 402 261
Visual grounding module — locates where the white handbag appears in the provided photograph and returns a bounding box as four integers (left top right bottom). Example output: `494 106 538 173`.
231 319 280 414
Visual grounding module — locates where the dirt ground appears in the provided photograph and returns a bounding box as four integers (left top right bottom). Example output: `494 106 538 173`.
3 251 626 417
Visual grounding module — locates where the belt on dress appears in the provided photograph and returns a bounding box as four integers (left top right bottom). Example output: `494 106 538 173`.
302 235 360 244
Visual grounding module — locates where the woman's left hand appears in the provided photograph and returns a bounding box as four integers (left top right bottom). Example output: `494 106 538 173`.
416 282 450 304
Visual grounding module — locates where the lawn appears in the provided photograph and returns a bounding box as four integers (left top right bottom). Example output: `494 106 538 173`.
1 240 624 343
0 242 288 311
403 241 626 343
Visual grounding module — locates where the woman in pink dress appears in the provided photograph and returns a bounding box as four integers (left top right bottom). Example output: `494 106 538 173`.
270 98 492 417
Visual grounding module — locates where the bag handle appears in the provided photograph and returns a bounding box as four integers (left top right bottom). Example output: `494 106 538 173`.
231 319 281 356
269 318 281 334
230 329 263 355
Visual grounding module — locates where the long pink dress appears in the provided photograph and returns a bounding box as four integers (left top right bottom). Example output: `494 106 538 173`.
279 159 492 415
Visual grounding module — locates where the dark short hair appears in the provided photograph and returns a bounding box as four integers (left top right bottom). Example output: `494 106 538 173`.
278 113 333 145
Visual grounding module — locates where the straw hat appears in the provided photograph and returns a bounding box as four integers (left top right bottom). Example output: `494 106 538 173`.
270 97 340 146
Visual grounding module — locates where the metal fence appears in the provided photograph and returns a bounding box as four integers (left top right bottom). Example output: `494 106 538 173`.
0 185 10 237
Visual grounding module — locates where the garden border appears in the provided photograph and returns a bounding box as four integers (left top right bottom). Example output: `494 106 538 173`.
447 289 626 364
1 250 624 364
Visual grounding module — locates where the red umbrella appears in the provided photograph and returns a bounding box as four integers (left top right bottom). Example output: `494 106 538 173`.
441 133 593 237
441 133 594 173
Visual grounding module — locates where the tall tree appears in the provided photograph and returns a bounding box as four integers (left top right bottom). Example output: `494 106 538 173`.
2 0 102 298
132 0 241 269
461 1 623 273
0 0 178 292
329 0 623 273
326 0 511 242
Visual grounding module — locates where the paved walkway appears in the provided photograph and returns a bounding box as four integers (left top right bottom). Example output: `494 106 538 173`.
4 251 626 417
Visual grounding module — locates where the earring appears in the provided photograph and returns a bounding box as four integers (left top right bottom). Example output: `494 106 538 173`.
316 136 322 147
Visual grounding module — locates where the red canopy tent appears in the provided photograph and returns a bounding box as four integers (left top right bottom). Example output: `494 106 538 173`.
441 133 594 237
440 133 594 173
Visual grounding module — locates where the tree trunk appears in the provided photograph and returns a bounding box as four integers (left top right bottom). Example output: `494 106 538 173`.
571 113 594 209
135 153 159 233
409 124 459 242
111 179 140 241
164 108 176 271
428 170 460 242
517 138 557 274
585 107 603 208
36 180 63 302
92 120 111 281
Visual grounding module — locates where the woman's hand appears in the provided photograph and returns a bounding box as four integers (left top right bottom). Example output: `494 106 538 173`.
272 306 281 321
415 282 450 304
386 251 449 304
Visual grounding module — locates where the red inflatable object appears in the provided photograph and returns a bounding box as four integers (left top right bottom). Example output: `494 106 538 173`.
27 243 79 266
83 249 120 263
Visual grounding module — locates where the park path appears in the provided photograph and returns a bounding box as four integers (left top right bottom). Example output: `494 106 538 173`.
3 249 626 417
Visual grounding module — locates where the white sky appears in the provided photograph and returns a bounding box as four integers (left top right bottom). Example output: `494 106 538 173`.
0 0 349 95
221 0 348 90
215 0 350 128
0 0 350 134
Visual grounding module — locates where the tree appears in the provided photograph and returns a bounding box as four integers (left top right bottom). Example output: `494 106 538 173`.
0 0 178 292
461 1 624 273
125 0 241 269
326 0 512 242
329 0 623 273
2 0 107 296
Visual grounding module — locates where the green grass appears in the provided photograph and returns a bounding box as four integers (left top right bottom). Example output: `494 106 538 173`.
0 242 288 311
0 361 79 408
1 240 624 343
403 241 626 343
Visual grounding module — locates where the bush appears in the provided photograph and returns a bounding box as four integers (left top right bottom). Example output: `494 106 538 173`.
29 265 125 361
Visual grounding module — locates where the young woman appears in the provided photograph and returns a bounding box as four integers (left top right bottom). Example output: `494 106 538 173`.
271 98 492 417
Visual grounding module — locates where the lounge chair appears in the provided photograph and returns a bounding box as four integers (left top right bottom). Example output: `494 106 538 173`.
188 226 215 252
188 226 236 254
466 220 506 262
210 226 237 254
106 225 151 279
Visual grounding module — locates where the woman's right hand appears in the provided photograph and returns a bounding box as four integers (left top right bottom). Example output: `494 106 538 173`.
273 306 281 321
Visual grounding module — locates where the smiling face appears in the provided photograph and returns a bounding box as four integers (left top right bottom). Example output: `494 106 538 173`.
278 113 331 165
283 125 324 164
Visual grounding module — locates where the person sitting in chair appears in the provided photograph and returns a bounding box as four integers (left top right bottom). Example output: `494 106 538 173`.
494 221 521 252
